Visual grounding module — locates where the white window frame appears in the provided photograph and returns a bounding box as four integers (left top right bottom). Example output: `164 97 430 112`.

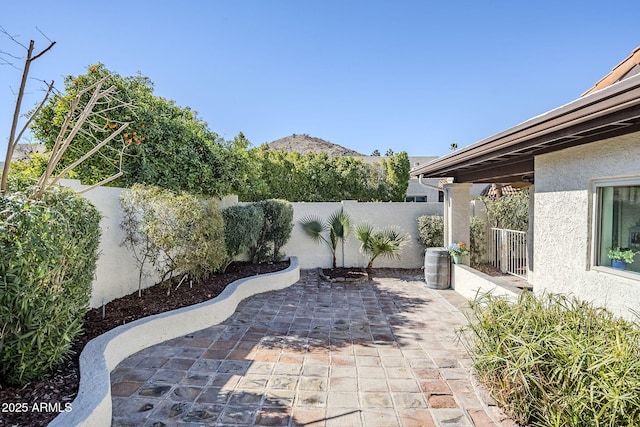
590 175 640 278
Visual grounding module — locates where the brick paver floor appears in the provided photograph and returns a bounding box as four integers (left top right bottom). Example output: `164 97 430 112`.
110 269 515 426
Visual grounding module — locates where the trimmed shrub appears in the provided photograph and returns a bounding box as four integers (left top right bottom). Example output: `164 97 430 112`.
249 199 294 263
120 184 226 291
462 292 640 426
221 204 264 271
0 187 101 385
417 215 444 248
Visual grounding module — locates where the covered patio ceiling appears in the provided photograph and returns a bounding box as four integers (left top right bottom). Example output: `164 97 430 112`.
412 73 640 185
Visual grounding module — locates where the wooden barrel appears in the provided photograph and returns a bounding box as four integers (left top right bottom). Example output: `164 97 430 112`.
424 247 450 289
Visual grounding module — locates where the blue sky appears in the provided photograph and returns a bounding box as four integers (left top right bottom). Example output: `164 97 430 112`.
1 1 639 158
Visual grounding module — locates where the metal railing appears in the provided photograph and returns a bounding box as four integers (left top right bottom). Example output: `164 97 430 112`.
489 228 527 279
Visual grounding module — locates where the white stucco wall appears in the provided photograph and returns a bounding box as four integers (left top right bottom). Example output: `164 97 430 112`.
284 200 443 269
61 179 443 306
534 131 640 319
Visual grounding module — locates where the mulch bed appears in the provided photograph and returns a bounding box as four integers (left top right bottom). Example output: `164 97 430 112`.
0 260 289 427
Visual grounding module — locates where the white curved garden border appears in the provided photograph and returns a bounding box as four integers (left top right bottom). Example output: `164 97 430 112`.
49 257 300 427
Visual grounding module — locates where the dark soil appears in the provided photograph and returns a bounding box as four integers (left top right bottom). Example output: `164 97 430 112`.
321 267 368 280
0 260 289 427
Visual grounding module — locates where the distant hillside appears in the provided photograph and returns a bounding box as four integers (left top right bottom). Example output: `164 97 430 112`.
267 134 363 157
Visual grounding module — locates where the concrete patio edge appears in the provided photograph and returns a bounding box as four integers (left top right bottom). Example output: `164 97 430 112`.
48 257 300 427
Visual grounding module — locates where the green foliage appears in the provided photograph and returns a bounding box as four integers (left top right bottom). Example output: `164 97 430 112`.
380 151 410 201
0 187 101 385
355 223 409 270
417 215 444 248
249 199 294 263
462 292 640 427
299 209 352 268
483 190 529 231
608 247 637 263
221 204 264 271
6 152 52 192
31 63 242 197
237 147 411 202
469 216 486 268
119 184 226 292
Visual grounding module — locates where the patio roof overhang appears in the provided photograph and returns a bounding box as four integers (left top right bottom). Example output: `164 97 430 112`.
411 73 640 184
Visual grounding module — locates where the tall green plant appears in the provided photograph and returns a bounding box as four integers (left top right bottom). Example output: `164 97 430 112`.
355 223 409 272
221 204 264 271
249 199 294 263
0 187 101 385
299 209 352 268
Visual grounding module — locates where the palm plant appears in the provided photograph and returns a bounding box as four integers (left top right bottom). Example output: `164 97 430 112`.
299 209 352 268
355 223 409 272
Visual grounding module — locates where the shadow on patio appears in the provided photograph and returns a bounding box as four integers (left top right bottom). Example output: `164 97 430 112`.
110 269 512 426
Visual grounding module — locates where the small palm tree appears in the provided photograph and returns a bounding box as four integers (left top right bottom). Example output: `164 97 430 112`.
355 223 409 273
299 210 352 268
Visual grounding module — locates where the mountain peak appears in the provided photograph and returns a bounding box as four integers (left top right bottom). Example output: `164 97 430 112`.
267 134 363 157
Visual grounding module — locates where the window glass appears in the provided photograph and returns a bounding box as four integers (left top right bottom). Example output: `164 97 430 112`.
598 185 640 273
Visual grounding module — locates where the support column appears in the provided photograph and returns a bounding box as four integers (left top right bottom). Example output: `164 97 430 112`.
444 183 472 263
527 185 534 284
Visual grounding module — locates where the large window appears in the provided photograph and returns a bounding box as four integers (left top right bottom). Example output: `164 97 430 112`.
596 182 640 273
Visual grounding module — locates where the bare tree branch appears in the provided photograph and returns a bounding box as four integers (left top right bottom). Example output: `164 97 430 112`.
0 32 56 194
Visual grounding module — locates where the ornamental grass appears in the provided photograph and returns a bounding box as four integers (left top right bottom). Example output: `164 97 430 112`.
461 291 640 427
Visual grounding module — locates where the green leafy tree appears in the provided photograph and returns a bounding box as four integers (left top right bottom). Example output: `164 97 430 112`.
31 63 241 197
221 204 264 271
381 151 410 201
250 199 294 263
483 190 529 231
371 149 381 156
237 148 410 202
299 209 352 268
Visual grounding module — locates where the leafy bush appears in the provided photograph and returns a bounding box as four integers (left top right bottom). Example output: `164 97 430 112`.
417 215 444 248
249 199 294 263
483 190 529 231
238 148 411 202
221 204 264 271
462 292 640 426
6 152 51 192
469 216 486 267
0 187 101 385
120 184 226 292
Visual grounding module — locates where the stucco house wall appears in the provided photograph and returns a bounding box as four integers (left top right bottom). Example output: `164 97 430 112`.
534 131 640 319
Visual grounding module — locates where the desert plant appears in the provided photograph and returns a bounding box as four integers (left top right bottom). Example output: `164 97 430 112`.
299 209 352 268
0 187 101 385
249 199 294 263
355 223 409 272
221 204 264 271
461 291 640 426
120 184 226 294
417 214 444 248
